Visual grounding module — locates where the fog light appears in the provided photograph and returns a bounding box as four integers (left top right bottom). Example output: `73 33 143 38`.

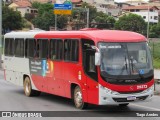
103 97 107 100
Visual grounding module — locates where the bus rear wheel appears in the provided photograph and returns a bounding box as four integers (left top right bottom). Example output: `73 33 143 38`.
23 76 41 97
73 86 88 109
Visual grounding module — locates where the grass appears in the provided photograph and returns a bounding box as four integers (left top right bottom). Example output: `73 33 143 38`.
153 59 160 69
149 41 160 69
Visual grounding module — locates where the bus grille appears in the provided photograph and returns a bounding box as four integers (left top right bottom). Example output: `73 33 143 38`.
112 95 149 102
118 90 143 94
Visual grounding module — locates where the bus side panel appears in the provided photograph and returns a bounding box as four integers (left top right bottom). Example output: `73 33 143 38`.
47 61 65 97
63 63 88 102
31 75 46 92
86 77 99 105
3 56 31 87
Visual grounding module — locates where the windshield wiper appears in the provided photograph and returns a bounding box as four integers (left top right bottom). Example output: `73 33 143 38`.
130 57 144 79
115 56 129 79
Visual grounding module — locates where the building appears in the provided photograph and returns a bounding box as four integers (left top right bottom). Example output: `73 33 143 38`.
9 0 37 17
125 0 147 6
29 0 55 3
122 5 159 23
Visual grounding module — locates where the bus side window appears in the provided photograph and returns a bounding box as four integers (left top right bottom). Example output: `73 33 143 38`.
4 38 14 56
37 39 48 59
15 38 24 57
81 39 98 81
25 39 36 58
50 39 63 60
64 39 79 62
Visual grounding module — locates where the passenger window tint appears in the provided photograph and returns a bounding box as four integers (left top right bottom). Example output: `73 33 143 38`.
15 38 24 57
37 39 48 59
4 38 14 56
50 39 63 60
64 39 79 62
25 39 36 58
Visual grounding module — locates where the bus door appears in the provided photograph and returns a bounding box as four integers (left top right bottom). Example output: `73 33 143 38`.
81 39 99 105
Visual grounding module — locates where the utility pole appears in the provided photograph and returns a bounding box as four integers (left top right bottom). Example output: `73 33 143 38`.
147 0 150 41
0 0 2 68
55 14 57 31
86 8 89 28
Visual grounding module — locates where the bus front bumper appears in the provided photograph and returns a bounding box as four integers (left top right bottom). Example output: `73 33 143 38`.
99 84 154 105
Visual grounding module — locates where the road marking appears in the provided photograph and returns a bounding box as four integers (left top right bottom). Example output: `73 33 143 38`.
130 103 160 111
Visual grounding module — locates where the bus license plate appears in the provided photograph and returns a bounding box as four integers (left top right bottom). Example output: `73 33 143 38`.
127 96 136 100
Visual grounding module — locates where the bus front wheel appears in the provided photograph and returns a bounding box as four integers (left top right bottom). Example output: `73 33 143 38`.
23 76 41 97
73 86 88 109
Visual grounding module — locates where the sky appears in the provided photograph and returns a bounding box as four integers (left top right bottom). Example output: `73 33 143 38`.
114 0 149 3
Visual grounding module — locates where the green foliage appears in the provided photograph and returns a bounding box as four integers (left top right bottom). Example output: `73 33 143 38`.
38 3 53 16
2 6 23 32
24 13 35 22
33 11 55 30
81 2 97 26
22 18 32 29
32 1 42 9
150 22 160 38
115 13 146 35
57 15 68 29
33 3 68 30
94 11 115 29
149 41 160 69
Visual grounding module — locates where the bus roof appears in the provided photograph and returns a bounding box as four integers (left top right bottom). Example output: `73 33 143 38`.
36 30 146 43
4 30 146 42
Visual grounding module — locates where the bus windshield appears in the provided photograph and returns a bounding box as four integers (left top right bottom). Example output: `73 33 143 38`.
98 42 153 81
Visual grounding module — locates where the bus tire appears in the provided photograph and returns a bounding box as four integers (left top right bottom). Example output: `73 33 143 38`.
119 103 129 107
73 86 88 109
23 76 41 97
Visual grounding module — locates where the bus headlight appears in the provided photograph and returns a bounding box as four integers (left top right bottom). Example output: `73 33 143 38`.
142 85 154 93
101 86 119 95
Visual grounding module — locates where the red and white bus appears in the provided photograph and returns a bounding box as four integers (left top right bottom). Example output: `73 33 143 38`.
2 29 154 109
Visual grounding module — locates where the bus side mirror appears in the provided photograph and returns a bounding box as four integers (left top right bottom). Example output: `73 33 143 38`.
95 52 101 66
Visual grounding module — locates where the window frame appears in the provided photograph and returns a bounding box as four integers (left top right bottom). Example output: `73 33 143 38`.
36 39 49 59
25 38 36 58
4 38 14 56
14 38 24 58
64 38 80 63
49 38 63 61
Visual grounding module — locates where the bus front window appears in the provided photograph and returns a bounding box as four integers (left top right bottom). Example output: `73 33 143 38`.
98 42 153 84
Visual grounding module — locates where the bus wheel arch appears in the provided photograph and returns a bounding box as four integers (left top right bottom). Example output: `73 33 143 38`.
23 75 41 97
71 84 88 109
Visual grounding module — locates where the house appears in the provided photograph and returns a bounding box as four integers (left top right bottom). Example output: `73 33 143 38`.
122 5 159 23
125 0 148 6
9 0 37 17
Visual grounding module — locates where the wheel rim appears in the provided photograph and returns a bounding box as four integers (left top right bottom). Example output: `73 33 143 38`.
75 90 82 108
25 80 30 93
24 78 31 96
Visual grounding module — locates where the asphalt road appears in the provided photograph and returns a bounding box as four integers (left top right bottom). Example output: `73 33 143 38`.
0 70 160 120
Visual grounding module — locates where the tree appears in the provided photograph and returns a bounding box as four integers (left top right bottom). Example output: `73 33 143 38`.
115 13 146 35
2 6 23 33
149 22 160 38
32 1 42 9
25 13 35 22
94 11 115 29
81 2 97 27
32 3 68 30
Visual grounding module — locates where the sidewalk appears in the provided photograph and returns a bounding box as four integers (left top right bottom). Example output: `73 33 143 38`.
154 69 160 80
154 69 160 95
